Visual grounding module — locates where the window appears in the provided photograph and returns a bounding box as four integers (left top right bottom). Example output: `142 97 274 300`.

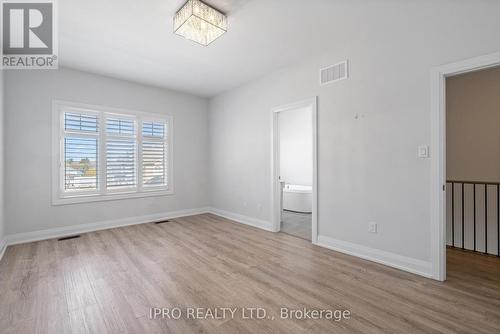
63 111 99 192
52 101 173 204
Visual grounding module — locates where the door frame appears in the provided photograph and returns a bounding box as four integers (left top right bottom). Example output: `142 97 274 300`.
431 51 500 281
271 97 318 243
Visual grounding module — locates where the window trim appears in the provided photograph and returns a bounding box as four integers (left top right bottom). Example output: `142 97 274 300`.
52 100 174 206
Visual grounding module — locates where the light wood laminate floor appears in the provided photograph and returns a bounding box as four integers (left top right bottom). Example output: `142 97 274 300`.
0 214 499 333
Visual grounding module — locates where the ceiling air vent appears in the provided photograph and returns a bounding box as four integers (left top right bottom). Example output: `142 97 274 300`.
320 60 348 85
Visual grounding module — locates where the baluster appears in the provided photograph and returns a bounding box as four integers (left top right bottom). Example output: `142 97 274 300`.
462 183 465 250
446 180 500 255
485 185 488 254
473 184 476 252
451 182 455 247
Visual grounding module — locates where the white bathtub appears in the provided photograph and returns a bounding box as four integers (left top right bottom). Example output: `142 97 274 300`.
282 184 312 213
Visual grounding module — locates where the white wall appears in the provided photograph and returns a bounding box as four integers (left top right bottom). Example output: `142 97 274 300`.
279 107 312 186
446 67 500 183
4 68 208 235
0 70 4 249
208 1 500 274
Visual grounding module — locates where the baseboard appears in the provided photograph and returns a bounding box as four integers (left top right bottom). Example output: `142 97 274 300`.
0 238 6 262
208 207 274 232
2 208 433 279
206 210 433 279
5 207 210 246
316 235 433 279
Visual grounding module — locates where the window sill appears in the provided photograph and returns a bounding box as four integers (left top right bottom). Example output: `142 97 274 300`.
52 188 174 206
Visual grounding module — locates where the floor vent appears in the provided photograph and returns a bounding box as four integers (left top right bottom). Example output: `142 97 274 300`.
320 60 348 85
58 235 81 241
154 220 170 225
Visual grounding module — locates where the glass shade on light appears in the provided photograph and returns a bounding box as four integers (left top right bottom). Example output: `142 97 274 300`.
174 0 227 46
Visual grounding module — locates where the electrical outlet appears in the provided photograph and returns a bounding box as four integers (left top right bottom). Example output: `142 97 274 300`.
243 202 248 208
257 203 262 212
368 222 378 234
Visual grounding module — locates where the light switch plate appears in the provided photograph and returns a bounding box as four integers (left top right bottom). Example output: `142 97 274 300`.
418 145 429 158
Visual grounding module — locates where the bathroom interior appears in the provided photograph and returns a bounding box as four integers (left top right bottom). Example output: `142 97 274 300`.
279 106 313 240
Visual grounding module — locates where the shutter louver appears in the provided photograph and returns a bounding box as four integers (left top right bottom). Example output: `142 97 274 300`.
64 137 98 190
63 111 99 191
106 118 134 135
106 117 136 189
65 112 98 132
142 141 165 186
142 122 164 138
142 121 166 187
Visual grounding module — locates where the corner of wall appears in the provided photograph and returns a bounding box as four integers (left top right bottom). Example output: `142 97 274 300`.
206 96 216 209
0 69 5 259
208 207 274 232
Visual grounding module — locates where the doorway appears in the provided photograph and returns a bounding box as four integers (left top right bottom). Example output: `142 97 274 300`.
445 67 500 278
432 52 500 281
271 98 317 243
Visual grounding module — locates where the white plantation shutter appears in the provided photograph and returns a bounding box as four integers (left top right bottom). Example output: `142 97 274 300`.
142 121 167 187
106 139 136 188
65 112 99 132
63 111 99 191
106 117 135 135
142 141 165 185
56 102 171 203
64 137 98 190
106 117 136 189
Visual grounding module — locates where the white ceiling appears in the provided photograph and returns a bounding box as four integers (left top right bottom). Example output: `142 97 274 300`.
61 0 361 97
65 0 483 98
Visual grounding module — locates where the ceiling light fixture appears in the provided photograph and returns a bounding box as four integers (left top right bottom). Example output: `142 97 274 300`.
174 0 227 46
